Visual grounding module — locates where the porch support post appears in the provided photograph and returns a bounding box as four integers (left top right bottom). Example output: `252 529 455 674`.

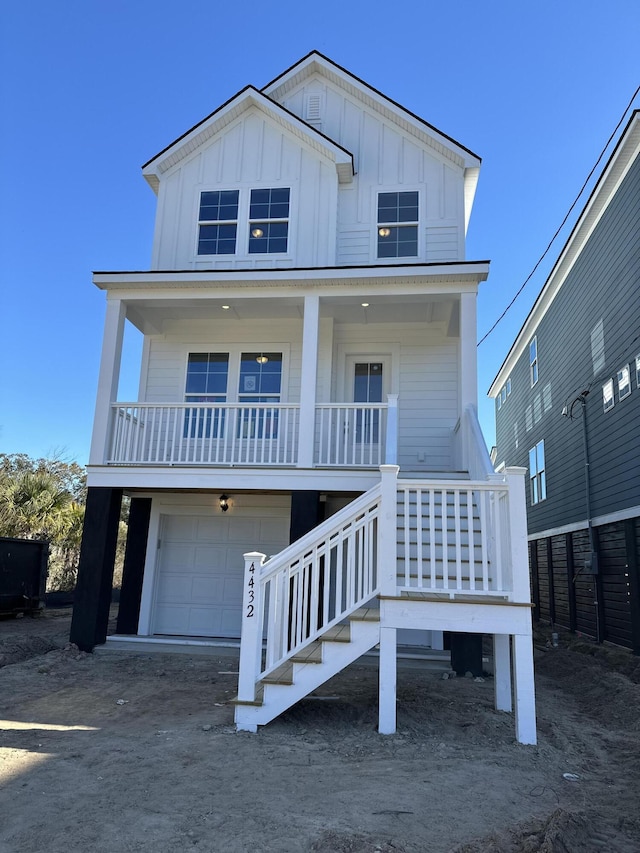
504 467 529 601
378 464 399 598
70 487 123 652
379 626 397 734
385 394 399 465
459 291 477 413
512 632 537 745
493 633 512 712
116 497 152 635
298 294 320 468
89 298 126 465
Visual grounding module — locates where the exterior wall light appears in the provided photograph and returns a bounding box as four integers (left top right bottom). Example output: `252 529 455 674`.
219 494 229 512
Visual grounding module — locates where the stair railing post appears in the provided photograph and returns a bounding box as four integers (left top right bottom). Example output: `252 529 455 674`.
379 464 399 598
384 395 399 465
504 468 529 602
237 551 267 703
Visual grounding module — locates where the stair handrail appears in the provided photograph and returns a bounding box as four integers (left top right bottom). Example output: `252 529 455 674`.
460 404 501 482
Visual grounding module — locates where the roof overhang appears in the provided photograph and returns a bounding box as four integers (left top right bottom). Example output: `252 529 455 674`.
489 111 640 397
142 85 354 193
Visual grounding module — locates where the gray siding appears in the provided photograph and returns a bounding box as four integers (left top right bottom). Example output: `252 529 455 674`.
495 154 640 534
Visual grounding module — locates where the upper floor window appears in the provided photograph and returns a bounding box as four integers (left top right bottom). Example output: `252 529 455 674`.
636 354 640 388
377 191 418 258
197 188 290 256
617 365 631 400
248 188 290 254
528 439 546 504
529 337 538 387
603 379 614 412
197 191 239 255
184 353 229 437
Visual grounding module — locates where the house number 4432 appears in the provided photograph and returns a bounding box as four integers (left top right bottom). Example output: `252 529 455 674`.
246 562 255 617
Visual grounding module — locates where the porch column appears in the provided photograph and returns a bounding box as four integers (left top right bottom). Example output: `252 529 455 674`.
89 298 126 465
70 487 123 651
513 632 537 745
459 291 477 413
116 497 152 635
378 626 397 734
297 294 320 468
504 467 529 602
493 633 512 712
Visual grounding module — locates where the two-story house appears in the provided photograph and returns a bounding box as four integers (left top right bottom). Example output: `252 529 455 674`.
491 111 640 654
71 52 536 742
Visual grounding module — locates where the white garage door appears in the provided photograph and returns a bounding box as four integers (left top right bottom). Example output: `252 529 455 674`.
152 513 289 638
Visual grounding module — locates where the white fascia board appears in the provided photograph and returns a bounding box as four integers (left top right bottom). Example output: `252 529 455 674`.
86 465 380 493
142 86 354 188
262 53 481 172
93 262 490 296
489 113 640 398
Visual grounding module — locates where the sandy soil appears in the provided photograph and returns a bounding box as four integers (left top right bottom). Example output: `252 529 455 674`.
1 609 639 853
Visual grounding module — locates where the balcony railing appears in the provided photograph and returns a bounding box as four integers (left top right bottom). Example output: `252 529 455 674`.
108 402 391 468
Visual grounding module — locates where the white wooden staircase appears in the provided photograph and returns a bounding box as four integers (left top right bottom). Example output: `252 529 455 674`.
234 469 536 744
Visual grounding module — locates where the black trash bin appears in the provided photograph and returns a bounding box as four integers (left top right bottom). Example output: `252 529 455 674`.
0 537 48 616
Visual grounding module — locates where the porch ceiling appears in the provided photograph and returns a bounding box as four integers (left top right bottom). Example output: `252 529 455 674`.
125 293 458 332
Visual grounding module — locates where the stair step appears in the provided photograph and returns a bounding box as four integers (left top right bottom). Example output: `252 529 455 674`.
231 685 264 707
322 624 351 643
350 607 380 622
290 641 323 664
262 663 294 685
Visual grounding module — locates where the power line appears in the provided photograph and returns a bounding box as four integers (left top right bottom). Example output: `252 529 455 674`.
478 85 640 348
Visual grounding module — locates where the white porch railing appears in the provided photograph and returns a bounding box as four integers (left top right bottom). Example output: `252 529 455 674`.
236 486 382 700
315 404 387 467
109 403 300 466
108 400 394 468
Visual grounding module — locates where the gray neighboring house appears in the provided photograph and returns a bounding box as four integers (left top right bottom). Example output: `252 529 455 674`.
490 110 640 653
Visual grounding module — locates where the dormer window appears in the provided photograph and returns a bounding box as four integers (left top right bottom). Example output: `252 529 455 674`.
197 191 239 255
377 191 418 258
248 188 290 254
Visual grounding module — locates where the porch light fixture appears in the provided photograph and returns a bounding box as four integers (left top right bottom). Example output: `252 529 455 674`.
361 302 369 307
256 354 269 364
251 227 264 238
219 494 229 512
222 304 230 310
378 227 391 237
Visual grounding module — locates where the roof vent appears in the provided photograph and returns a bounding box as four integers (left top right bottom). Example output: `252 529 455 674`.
304 93 323 127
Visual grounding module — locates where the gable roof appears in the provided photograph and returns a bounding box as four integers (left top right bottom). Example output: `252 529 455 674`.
489 110 640 397
142 85 355 193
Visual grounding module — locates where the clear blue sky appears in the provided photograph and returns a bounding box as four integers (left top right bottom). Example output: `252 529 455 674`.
1 1 638 465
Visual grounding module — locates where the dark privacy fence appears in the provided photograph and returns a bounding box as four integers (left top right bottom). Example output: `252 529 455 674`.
529 517 640 653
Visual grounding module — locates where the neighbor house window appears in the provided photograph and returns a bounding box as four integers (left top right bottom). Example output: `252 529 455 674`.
248 188 290 254
603 379 615 412
184 353 229 437
636 354 640 388
197 191 239 255
377 191 418 258
507 378 512 396
617 365 631 400
528 440 546 505
529 337 538 387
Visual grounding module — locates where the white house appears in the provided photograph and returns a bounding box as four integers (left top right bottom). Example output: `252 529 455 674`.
70 52 536 743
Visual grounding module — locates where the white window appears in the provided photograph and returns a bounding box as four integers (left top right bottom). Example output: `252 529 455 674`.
184 353 229 438
529 337 538 387
506 378 512 396
501 387 507 405
603 379 615 412
528 440 546 505
636 355 640 388
617 365 631 400
197 188 290 256
377 191 418 258
197 191 239 255
497 395 502 411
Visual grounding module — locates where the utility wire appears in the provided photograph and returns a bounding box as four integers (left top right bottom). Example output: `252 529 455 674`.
478 85 640 347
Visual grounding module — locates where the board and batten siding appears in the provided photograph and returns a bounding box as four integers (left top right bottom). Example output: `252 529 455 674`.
333 322 459 471
279 78 465 265
151 107 339 271
495 152 640 535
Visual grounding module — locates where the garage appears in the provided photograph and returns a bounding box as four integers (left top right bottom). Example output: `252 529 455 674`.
151 506 290 638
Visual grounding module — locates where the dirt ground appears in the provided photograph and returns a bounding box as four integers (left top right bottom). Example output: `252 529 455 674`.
1 609 639 853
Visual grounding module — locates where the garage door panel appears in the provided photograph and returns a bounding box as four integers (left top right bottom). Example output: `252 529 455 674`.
153 511 288 639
